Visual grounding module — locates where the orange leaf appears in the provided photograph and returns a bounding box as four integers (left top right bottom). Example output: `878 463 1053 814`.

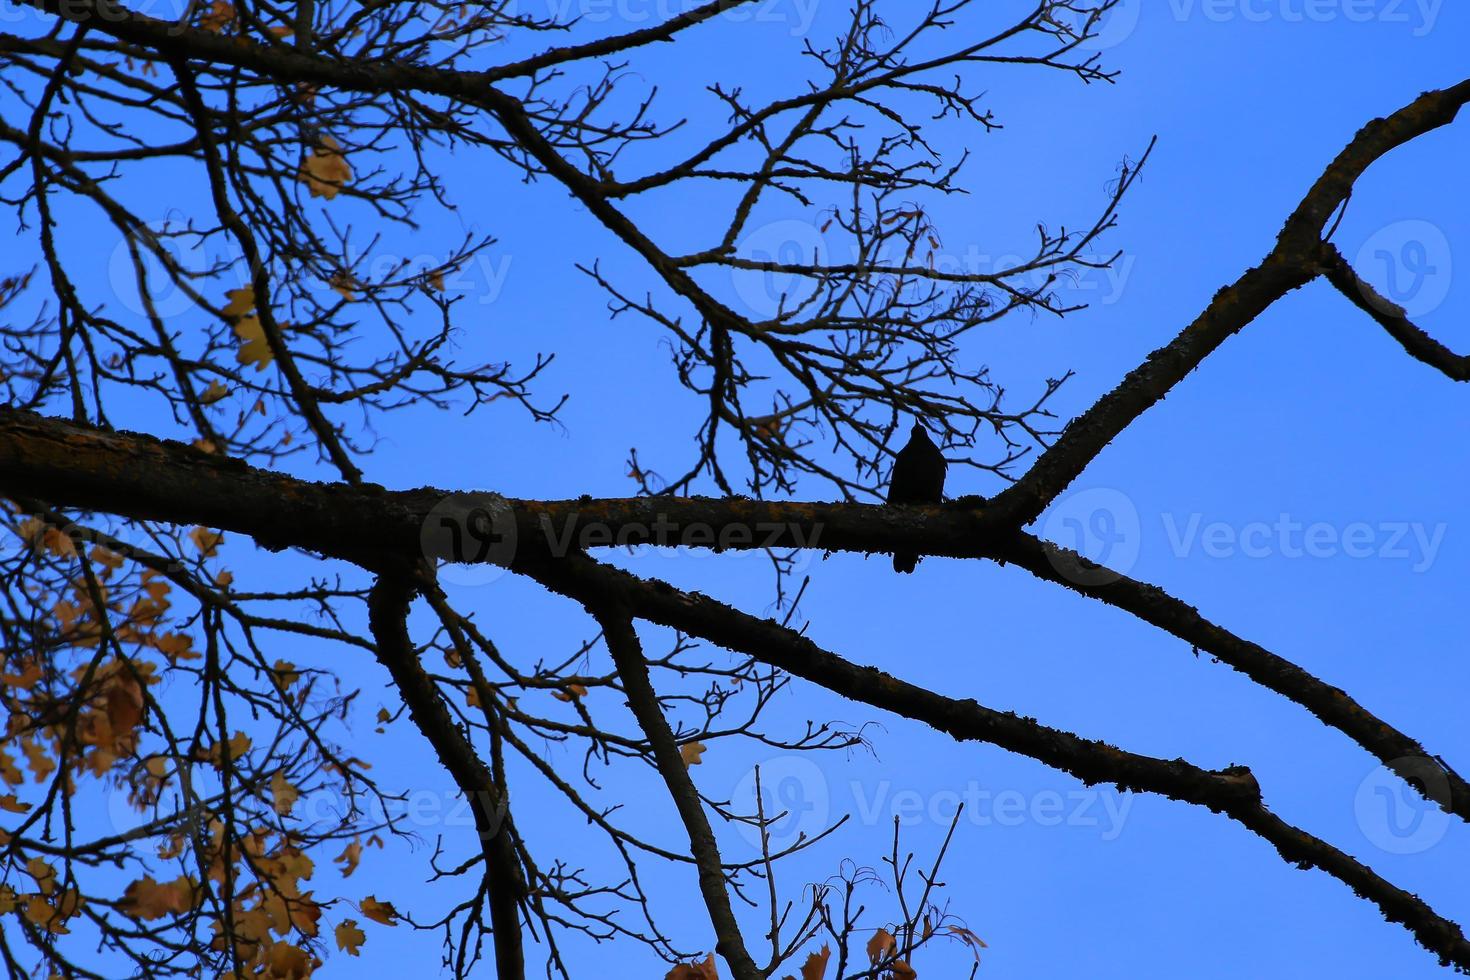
867 927 896 965
799 945 831 980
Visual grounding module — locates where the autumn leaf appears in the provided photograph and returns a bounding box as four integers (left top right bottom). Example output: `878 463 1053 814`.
665 953 718 979
120 875 196 920
222 286 256 317
27 857 58 895
272 660 300 689
198 0 235 32
187 526 224 558
89 544 124 570
328 270 359 301
798 945 831 980
867 928 896 965
233 315 273 371
679 741 707 767
200 380 230 405
265 940 312 979
552 683 588 702
271 770 300 815
333 838 363 878
335 919 366 955
0 794 30 813
22 738 56 782
360 895 398 926
300 136 352 200
889 961 917 980
947 924 987 953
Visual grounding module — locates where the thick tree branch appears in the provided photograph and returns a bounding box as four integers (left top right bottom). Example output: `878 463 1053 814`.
366 572 526 979
520 550 1470 972
2 409 1464 826
990 78 1470 527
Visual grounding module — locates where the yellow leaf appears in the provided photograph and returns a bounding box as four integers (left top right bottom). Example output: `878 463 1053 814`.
679 741 707 768
27 857 57 895
222 286 256 317
335 919 366 955
271 770 299 815
233 315 273 371
333 838 363 878
200 380 230 405
359 895 398 926
0 794 30 813
300 136 352 200
272 660 300 689
22 738 55 782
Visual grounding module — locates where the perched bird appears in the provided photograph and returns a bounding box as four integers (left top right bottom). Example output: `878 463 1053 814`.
886 422 947 573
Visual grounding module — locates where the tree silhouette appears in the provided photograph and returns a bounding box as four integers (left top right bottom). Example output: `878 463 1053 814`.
0 0 1467 977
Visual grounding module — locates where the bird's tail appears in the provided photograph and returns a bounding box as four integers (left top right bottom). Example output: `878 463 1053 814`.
893 551 918 574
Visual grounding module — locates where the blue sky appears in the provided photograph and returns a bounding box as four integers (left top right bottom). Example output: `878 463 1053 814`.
7 0 1470 976
356 1 1470 974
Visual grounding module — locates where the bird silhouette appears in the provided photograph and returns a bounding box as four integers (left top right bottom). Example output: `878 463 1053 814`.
886 422 947 573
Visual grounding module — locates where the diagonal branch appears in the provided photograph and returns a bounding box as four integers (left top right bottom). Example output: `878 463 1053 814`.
366 571 526 980
990 78 1470 528
1316 242 1470 381
520 550 1470 971
589 608 762 980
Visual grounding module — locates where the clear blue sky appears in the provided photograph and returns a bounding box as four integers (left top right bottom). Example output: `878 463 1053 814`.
12 0 1470 976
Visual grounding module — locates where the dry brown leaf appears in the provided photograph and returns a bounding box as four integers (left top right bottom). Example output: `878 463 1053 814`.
867 928 896 965
360 895 398 926
335 918 366 955
798 945 831 980
333 838 363 878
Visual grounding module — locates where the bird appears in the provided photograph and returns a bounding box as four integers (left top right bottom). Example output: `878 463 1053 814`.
886 422 947 573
